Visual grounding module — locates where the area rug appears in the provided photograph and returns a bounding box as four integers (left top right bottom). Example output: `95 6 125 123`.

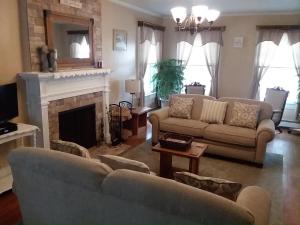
121 141 283 225
89 143 131 157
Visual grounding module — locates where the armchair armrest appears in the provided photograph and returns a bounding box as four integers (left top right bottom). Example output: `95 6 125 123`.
236 186 271 225
149 107 170 145
255 119 275 163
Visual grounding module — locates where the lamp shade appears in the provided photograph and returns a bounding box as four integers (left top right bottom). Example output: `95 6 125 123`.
125 79 140 94
206 9 220 22
171 7 187 24
192 5 208 23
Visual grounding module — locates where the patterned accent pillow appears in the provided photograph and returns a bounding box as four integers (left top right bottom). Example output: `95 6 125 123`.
174 172 242 201
169 96 194 119
229 102 260 129
51 140 91 158
199 99 228 124
99 155 151 174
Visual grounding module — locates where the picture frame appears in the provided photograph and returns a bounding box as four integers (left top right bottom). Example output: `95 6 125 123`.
113 29 127 51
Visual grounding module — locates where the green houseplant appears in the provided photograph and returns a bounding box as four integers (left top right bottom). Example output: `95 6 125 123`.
152 59 185 105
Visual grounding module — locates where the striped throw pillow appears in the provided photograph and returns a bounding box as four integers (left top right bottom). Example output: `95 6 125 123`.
200 99 228 124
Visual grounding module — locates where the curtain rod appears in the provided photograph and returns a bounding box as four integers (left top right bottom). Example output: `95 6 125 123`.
256 25 300 30
137 21 165 31
177 26 226 32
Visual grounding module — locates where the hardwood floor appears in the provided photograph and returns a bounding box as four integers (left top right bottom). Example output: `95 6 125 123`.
0 123 299 225
0 190 21 225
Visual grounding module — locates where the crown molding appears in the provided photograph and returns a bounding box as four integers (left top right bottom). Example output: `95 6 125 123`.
162 11 300 20
108 0 162 18
221 11 300 16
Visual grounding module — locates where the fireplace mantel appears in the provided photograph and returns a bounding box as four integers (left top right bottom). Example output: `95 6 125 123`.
19 69 111 148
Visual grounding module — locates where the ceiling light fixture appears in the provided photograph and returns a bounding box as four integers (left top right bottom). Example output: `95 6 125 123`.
171 5 220 35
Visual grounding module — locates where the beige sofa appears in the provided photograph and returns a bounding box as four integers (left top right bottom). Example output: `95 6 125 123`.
9 148 271 225
149 94 275 164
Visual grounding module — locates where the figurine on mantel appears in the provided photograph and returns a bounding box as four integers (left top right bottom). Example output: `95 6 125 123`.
37 45 58 72
48 49 58 72
38 45 49 72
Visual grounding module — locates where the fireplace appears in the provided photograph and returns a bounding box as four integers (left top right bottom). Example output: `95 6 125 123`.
19 69 111 148
59 104 96 148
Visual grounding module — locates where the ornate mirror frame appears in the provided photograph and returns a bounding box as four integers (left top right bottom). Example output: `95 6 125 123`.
44 10 95 68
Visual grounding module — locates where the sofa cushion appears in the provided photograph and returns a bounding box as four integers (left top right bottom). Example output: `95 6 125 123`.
169 96 194 119
170 94 216 120
203 124 257 147
99 155 151 174
200 99 228 124
218 97 272 124
174 172 242 201
160 118 209 137
228 102 260 129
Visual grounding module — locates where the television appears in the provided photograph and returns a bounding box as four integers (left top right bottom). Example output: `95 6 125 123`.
0 83 19 124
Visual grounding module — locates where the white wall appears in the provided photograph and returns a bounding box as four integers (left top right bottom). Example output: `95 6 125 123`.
101 0 162 104
163 14 300 98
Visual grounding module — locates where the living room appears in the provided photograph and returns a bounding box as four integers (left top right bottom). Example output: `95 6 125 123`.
0 0 299 224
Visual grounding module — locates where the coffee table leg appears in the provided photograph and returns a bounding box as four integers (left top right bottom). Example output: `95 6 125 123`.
160 153 173 178
189 158 199 174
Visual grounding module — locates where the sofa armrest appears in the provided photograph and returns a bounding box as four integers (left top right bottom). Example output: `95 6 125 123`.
149 107 169 145
255 119 275 163
256 119 275 139
236 186 271 225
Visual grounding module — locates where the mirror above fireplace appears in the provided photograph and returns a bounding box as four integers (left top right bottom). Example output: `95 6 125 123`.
44 10 95 68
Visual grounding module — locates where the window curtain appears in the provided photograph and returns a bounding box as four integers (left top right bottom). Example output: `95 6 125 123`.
177 41 193 67
137 26 163 106
288 29 300 119
201 30 222 97
251 29 285 99
176 30 223 97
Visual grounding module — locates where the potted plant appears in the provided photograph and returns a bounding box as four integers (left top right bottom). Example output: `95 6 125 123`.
152 59 185 107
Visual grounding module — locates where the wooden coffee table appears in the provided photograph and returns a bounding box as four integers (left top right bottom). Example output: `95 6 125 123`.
152 142 207 178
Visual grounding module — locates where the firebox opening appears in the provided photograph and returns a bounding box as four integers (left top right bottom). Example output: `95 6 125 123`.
58 104 96 148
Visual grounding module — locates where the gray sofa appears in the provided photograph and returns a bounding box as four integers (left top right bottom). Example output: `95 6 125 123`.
149 94 275 164
9 148 271 225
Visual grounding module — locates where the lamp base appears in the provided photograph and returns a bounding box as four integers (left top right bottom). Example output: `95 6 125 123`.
130 93 135 107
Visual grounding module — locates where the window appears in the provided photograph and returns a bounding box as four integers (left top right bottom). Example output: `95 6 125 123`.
143 42 159 96
178 35 214 95
259 33 299 104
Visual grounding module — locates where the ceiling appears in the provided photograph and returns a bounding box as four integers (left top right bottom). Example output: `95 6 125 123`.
111 0 300 17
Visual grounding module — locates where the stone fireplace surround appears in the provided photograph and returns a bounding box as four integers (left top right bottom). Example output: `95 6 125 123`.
19 69 111 148
48 92 102 146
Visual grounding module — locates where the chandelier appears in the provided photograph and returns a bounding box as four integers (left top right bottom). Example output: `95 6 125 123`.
171 5 220 35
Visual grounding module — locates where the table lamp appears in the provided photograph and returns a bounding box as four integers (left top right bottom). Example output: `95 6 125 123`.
125 79 140 106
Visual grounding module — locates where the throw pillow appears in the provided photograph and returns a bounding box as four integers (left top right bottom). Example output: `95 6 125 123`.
229 102 260 129
199 99 228 124
51 140 91 158
99 155 151 174
169 96 194 119
174 172 242 201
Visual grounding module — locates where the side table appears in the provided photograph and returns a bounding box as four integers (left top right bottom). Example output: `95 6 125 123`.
0 123 39 147
0 123 39 194
130 107 152 135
